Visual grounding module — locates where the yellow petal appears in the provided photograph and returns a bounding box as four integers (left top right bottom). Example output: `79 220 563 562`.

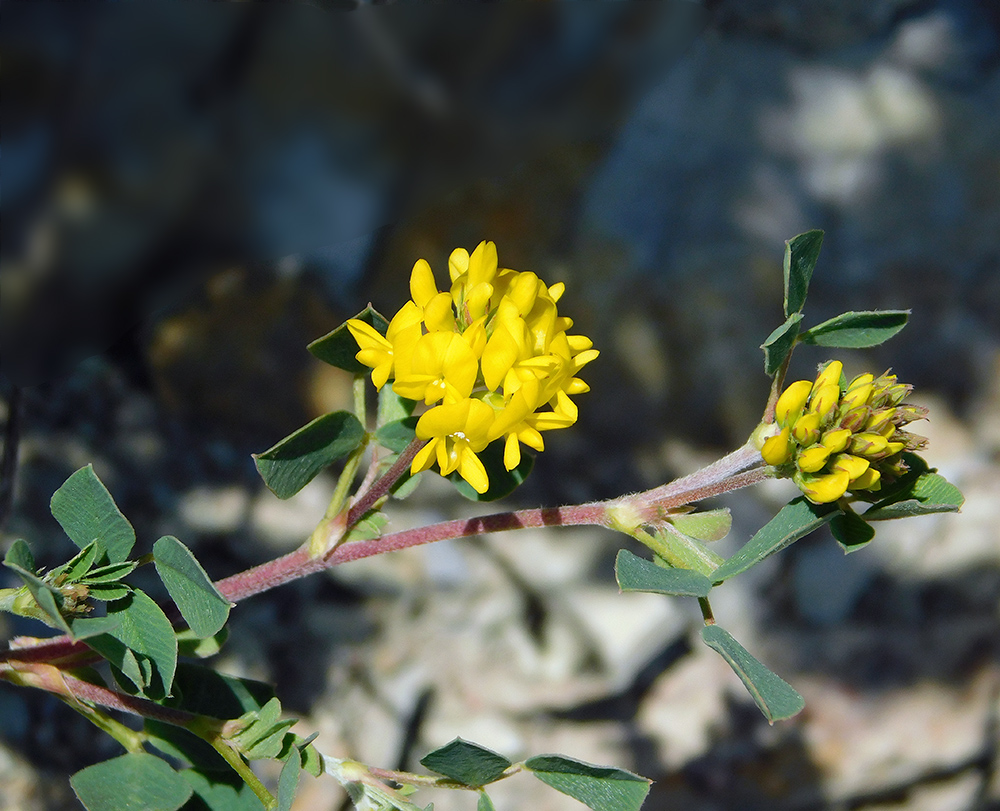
761 427 792 465
797 445 831 473
409 258 439 308
467 241 498 288
821 428 852 453
503 434 521 471
411 440 439 475
808 384 840 422
850 468 881 491
797 469 850 504
832 453 870 481
423 291 456 333
448 247 470 282
457 447 490 494
775 380 812 427
812 360 843 394
792 411 821 446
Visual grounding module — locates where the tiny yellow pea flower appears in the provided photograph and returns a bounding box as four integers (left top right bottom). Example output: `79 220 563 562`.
821 428 852 453
792 411 821 446
831 453 870 481
761 426 793 465
812 360 843 395
796 469 850 504
808 383 840 422
851 468 881 491
775 380 812 427
797 445 831 473
849 432 889 457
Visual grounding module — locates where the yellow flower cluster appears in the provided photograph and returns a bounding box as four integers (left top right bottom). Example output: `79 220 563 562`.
760 361 928 504
347 242 598 493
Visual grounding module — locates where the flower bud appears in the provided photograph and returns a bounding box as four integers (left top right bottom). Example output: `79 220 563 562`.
761 426 793 465
832 453 870 481
849 432 889 457
792 412 821 446
809 384 840 423
797 445 831 473
821 428 852 453
812 360 843 395
775 380 812 427
795 469 850 504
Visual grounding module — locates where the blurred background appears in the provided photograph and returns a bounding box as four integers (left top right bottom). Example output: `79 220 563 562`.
2 1 999 809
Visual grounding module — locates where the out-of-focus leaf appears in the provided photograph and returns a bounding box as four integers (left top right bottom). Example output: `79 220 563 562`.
449 440 533 502
830 510 876 553
71 753 192 811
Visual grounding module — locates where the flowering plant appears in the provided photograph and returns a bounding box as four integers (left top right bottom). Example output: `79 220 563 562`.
0 232 963 811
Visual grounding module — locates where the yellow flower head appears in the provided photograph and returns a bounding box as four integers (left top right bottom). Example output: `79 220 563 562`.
760 361 928 504
348 242 598 493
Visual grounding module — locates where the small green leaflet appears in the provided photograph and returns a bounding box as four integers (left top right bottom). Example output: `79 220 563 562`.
229 698 297 760
783 230 824 317
669 508 732 542
524 755 650 811
419 738 512 787
478 792 497 811
829 510 876 553
278 747 301 811
308 305 389 374
71 753 192 811
615 550 713 598
712 497 840 582
701 625 804 723
863 471 964 520
50 465 135 562
798 309 909 348
761 313 802 376
180 770 263 811
86 590 178 699
254 411 365 499
374 417 419 454
153 536 231 638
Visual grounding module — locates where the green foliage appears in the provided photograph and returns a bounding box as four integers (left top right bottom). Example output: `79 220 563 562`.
524 755 651 811
449 440 534 502
863 455 965 520
419 738 512 787
50 464 135 562
761 313 802 376
782 230 824 317
87 590 177 700
228 698 297 760
308 304 389 374
254 411 366 499
668 508 732 542
181 770 265 811
477 792 497 811
153 535 231 638
712 497 840 582
615 549 713 597
701 625 805 723
798 309 910 348
830 510 876 553
374 417 419 453
71 753 193 811
277 747 301 811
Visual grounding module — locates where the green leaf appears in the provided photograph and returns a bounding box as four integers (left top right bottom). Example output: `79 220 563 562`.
377 385 417 428
86 590 177 699
830 510 876 553
783 230 824 317
342 511 388 543
374 417 419 454
4 538 36 572
80 560 137 584
84 583 133 601
71 753 192 811
254 411 365 499
165 663 275 718
307 305 390 374
52 541 100 582
478 792 497 811
278 748 301 811
230 697 297 760
181 769 264 811
35 586 72 634
420 739 512 787
524 755 650 811
177 626 229 658
615 550 713 597
712 497 840 582
153 535 231 639
863 469 964 521
449 440 533 502
49 464 135 562
701 625 805 723
799 309 909 348
69 615 122 640
761 313 803 376
669 508 732 542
